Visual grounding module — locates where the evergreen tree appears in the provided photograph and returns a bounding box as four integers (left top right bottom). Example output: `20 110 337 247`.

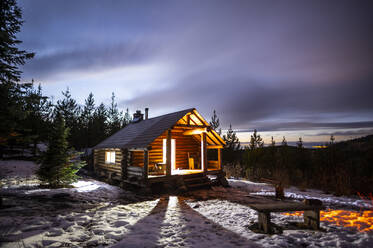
249 129 264 150
23 82 52 154
297 137 304 149
80 92 95 147
0 0 34 83
0 0 35 157
209 110 222 135
37 116 85 187
270 136 276 147
107 92 123 135
281 136 288 146
223 124 240 151
123 108 132 127
222 124 240 162
91 103 108 146
330 135 335 145
245 129 265 179
54 88 80 148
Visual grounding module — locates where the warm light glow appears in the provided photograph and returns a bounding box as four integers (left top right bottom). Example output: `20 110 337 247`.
183 128 207 135
312 145 328 149
163 139 176 172
282 209 373 232
105 151 115 164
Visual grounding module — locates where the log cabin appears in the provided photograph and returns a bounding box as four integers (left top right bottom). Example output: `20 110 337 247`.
93 108 226 190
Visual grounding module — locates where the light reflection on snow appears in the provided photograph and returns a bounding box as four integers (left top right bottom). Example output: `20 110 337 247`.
72 180 100 192
25 188 51 194
168 196 178 208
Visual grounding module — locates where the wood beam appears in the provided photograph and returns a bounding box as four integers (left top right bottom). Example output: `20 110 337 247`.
192 109 209 126
143 150 149 180
121 148 128 180
166 129 172 176
218 148 222 171
174 124 208 128
183 128 207 135
202 132 207 174
207 145 223 149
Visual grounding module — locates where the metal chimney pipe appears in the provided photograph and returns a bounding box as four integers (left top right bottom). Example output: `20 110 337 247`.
145 108 149 120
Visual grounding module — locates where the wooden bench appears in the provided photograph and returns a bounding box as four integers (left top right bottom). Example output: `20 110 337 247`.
249 202 325 234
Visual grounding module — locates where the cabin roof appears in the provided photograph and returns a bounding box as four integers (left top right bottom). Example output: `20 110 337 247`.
94 108 225 150
94 108 196 149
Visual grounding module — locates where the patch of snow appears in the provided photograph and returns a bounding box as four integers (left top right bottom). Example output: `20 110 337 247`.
229 178 373 209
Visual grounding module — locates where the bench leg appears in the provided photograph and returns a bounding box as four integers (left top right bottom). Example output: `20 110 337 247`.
304 210 320 230
258 212 271 233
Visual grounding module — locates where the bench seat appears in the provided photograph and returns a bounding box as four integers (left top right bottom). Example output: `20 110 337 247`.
249 202 325 234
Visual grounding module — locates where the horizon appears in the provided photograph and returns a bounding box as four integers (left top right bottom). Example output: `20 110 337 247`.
17 0 373 145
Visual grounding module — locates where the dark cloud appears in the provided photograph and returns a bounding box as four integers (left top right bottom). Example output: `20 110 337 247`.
22 42 160 80
313 129 373 137
17 0 373 138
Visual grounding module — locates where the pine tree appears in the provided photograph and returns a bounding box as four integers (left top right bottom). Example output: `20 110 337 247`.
37 117 85 188
0 0 34 157
270 136 276 147
222 124 240 162
209 110 222 135
249 129 264 150
330 135 335 145
281 136 288 146
0 0 34 83
80 92 95 147
91 103 108 146
123 108 132 127
297 137 304 149
54 88 80 148
107 92 123 135
223 124 240 151
23 82 52 154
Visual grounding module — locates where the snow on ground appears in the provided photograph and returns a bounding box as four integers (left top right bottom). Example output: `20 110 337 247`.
1 160 373 247
229 179 373 210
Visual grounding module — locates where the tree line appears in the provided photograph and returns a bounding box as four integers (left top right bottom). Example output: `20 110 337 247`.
0 83 132 157
211 111 373 195
0 0 132 187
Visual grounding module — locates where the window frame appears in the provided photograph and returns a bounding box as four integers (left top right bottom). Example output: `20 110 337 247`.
105 151 116 164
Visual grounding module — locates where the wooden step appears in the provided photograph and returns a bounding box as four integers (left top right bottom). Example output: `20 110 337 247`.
183 174 211 189
186 181 211 189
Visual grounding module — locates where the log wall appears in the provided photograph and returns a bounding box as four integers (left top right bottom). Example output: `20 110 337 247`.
94 148 123 178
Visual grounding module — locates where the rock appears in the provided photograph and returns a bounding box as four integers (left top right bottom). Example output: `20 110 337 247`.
218 176 229 187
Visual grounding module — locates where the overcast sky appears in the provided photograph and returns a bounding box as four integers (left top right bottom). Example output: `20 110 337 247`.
18 0 373 144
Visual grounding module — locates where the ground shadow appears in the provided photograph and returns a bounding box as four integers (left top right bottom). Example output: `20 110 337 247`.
111 196 170 247
177 196 260 247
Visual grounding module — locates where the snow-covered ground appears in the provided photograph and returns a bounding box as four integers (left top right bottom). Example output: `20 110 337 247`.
0 160 372 247
229 179 373 210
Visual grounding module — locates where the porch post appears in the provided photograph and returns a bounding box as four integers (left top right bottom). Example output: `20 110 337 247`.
218 148 222 171
202 132 207 174
121 148 128 180
143 150 149 180
166 129 172 176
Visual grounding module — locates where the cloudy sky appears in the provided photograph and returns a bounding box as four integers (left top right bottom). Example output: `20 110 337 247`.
18 0 373 145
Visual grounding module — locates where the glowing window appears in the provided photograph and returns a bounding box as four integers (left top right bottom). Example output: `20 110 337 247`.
105 151 116 164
